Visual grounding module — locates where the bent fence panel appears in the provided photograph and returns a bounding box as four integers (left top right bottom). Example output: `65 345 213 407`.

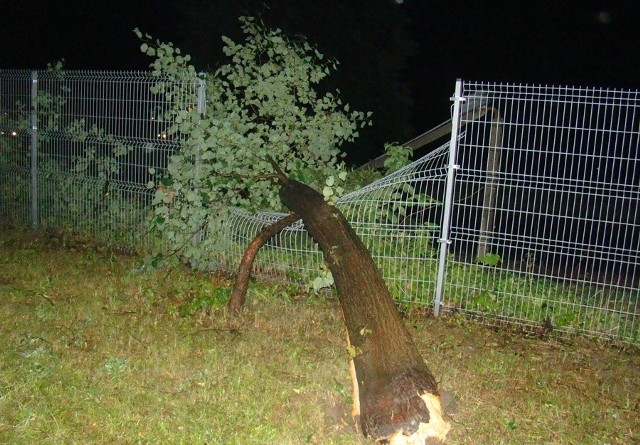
224 142 450 305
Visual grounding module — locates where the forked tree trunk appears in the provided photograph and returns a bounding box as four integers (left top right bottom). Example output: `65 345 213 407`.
228 170 450 444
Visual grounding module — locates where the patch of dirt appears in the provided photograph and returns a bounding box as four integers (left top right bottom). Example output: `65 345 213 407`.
0 274 13 286
323 397 353 433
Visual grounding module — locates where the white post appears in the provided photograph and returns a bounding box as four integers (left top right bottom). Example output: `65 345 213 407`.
433 79 464 316
194 75 206 183
191 75 206 245
30 71 38 229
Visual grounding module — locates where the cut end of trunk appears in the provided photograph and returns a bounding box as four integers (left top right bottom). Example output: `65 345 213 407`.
378 392 451 445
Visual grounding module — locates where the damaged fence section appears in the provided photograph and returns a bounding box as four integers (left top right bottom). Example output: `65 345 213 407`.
1 71 638 343
226 81 639 343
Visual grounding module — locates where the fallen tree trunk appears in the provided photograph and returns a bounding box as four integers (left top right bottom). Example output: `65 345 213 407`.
228 167 450 443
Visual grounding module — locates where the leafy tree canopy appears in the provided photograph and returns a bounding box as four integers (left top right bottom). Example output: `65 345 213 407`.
173 0 416 165
137 17 371 269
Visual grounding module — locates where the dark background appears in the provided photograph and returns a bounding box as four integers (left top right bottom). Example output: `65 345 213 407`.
1 0 638 164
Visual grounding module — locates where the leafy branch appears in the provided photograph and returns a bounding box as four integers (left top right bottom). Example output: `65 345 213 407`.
137 17 371 269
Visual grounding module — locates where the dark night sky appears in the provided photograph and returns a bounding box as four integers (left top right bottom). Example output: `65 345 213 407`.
1 0 638 139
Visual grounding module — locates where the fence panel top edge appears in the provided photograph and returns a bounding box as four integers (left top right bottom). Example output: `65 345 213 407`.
0 69 33 77
0 70 202 83
460 80 640 97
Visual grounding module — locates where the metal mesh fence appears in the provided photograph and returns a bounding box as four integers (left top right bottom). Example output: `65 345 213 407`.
0 70 200 247
442 81 639 341
225 81 639 343
1 71 638 343
0 70 32 225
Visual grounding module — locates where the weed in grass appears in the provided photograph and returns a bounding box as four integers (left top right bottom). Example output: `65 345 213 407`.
172 286 232 317
101 356 129 375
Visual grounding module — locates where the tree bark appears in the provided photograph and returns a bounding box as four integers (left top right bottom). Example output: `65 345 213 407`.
228 212 301 315
229 168 450 443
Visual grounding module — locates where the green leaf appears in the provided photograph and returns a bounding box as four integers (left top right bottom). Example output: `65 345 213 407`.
475 253 501 266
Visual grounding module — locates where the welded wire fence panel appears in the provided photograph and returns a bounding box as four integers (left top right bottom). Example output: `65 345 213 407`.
224 142 450 304
0 70 200 248
444 81 639 342
0 70 32 225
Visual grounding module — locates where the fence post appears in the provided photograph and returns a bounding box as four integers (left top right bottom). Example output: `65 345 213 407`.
433 79 464 316
30 71 38 230
476 109 503 258
197 76 206 115
191 75 206 245
194 75 206 183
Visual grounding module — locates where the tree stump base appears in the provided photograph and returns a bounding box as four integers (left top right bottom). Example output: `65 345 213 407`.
382 392 450 444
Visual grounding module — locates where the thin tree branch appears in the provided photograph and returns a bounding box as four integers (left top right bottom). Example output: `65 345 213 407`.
228 212 301 315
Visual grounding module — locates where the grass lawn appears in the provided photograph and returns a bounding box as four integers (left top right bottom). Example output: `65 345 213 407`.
0 226 638 444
